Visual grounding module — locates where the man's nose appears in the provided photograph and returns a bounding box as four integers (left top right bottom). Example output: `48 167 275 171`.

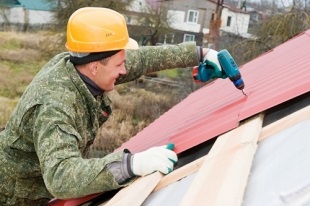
120 66 127 75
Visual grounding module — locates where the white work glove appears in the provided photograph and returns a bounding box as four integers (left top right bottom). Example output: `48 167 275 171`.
203 49 223 74
132 143 178 176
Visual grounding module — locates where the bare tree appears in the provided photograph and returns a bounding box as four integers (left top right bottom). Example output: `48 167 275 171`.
129 2 172 46
291 0 310 11
0 1 11 31
221 8 310 65
49 0 134 32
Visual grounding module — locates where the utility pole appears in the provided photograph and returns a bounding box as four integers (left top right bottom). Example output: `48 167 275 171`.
209 0 224 50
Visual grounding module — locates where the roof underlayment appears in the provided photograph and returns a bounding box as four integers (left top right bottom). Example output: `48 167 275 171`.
243 119 310 206
117 30 310 155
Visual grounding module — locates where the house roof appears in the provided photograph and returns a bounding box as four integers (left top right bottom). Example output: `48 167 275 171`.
18 0 56 11
117 29 310 154
103 104 310 205
223 4 248 14
0 0 55 11
49 29 310 206
0 0 19 7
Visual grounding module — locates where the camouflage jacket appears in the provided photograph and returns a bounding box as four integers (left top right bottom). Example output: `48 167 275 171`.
0 42 198 205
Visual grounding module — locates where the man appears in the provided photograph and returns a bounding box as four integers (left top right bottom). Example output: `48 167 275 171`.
0 7 224 205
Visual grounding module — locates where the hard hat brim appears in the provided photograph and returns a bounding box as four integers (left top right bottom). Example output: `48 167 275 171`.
125 38 139 50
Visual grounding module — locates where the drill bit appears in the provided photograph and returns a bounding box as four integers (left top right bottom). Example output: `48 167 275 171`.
242 89 247 96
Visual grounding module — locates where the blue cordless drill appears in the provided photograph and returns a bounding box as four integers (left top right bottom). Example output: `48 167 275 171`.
192 49 246 95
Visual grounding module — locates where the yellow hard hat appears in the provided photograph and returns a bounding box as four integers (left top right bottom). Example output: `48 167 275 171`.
66 7 138 53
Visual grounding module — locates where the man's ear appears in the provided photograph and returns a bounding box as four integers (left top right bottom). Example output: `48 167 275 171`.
89 62 98 76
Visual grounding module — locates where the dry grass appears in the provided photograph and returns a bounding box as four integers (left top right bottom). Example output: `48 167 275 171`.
0 31 47 127
0 96 17 128
89 83 182 157
0 31 52 98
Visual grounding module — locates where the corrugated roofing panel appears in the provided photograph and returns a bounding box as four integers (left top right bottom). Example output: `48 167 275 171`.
238 31 310 120
117 30 310 154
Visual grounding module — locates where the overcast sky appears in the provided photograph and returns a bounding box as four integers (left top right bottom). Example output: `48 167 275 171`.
247 0 293 7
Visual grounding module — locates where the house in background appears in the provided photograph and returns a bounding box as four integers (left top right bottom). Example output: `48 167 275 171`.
123 0 168 45
125 0 251 47
220 4 250 38
125 0 149 25
248 9 266 29
0 0 251 45
159 0 217 45
0 0 55 31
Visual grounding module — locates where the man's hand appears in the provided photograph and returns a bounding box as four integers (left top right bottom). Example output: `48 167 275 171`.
193 48 227 82
203 49 224 77
131 143 178 176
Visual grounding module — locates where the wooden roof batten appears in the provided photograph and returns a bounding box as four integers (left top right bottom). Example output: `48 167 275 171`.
101 113 263 205
100 102 310 205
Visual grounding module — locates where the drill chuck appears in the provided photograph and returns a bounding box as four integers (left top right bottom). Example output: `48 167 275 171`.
229 73 244 90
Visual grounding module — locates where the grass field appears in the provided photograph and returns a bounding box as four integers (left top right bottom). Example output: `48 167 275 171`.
0 32 49 127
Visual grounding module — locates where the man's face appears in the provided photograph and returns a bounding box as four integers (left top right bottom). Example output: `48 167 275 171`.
94 50 126 92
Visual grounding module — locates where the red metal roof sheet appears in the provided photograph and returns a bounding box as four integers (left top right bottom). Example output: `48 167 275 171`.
117 30 310 154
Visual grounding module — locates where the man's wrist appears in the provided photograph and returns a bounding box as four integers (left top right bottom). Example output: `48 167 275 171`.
202 48 209 58
125 152 135 177
197 47 210 62
196 46 203 62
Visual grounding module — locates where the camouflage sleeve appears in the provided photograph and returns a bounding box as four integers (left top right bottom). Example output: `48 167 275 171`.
32 103 131 199
116 41 199 84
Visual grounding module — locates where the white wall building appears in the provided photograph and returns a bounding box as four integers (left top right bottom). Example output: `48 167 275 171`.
0 0 55 31
125 0 152 25
167 9 201 34
0 7 53 25
220 6 250 37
